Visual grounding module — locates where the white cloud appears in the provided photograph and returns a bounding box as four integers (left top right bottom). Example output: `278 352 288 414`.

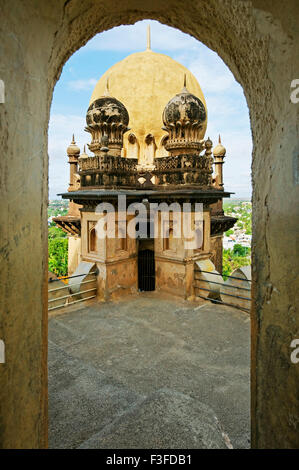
86 20 198 52
68 78 97 91
48 114 91 198
218 132 252 197
190 60 237 94
174 48 242 95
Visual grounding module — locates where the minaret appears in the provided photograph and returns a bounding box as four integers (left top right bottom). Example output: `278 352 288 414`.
67 134 80 191
213 135 226 188
66 135 81 216
78 145 89 164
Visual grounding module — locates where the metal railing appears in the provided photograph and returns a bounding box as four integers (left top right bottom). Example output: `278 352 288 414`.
48 271 97 312
194 268 251 313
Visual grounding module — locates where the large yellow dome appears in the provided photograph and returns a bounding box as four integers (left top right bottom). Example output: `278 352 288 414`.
89 49 207 162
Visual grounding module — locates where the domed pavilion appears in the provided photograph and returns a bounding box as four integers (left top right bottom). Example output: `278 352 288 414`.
54 26 236 300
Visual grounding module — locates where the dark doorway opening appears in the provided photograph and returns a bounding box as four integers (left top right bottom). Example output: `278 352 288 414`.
138 249 155 291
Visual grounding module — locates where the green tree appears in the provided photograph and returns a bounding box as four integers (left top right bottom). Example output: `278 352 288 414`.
48 225 67 239
233 244 249 257
222 247 250 279
225 229 234 236
48 238 68 276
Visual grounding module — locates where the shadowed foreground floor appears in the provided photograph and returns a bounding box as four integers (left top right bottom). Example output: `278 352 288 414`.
48 294 250 449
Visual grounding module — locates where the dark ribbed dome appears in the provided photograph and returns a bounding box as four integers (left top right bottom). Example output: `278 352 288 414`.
163 86 206 127
86 97 129 128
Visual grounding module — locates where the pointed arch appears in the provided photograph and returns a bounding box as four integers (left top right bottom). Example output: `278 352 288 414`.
127 133 139 159
144 134 156 164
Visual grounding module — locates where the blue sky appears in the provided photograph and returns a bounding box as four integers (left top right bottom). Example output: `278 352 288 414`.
48 20 252 199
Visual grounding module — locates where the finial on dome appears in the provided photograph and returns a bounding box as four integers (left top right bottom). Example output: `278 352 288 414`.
146 24 151 51
219 134 221 144
181 73 188 93
79 144 89 160
103 76 111 97
206 137 213 147
72 134 75 143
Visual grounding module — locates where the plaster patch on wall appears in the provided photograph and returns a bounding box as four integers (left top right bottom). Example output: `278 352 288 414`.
0 80 4 103
293 151 299 185
0 339 5 363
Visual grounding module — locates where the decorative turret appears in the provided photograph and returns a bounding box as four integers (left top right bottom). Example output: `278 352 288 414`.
162 75 207 156
85 78 130 157
67 134 80 157
213 134 226 157
213 135 226 188
78 145 89 167
67 135 80 191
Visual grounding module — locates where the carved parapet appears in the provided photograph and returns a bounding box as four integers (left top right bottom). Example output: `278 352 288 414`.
153 154 214 188
79 155 138 189
78 153 214 190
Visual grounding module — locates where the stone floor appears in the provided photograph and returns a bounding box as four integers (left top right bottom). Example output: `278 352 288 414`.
48 293 250 449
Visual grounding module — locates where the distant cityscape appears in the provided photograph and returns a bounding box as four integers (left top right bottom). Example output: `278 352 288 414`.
223 199 252 248
48 199 69 223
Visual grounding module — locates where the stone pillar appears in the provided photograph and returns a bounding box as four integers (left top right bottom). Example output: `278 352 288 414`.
214 156 224 187
66 136 81 216
80 209 138 301
154 206 211 299
213 135 226 188
67 135 80 190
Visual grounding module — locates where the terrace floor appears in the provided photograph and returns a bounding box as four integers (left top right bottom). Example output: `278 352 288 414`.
48 293 250 449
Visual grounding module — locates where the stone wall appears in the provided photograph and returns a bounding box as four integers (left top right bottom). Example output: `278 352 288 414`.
210 235 223 274
68 236 81 276
0 0 298 448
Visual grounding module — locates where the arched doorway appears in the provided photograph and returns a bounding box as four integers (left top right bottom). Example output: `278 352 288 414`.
138 249 155 292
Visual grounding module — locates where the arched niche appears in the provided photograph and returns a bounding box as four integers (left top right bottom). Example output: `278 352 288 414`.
158 135 170 157
88 225 97 253
144 134 157 165
127 133 139 159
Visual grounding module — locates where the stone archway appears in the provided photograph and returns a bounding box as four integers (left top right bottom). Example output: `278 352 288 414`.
0 0 298 449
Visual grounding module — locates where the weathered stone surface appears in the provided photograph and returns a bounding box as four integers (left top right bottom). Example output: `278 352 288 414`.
0 0 298 449
48 296 250 449
79 389 228 449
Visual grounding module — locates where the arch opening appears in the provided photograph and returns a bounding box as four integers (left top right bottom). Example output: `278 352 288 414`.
1 0 298 451
48 19 252 450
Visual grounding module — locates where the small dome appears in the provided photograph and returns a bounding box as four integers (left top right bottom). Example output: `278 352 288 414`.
78 145 89 159
213 135 226 157
67 135 80 156
163 78 206 129
85 81 130 156
86 96 129 128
